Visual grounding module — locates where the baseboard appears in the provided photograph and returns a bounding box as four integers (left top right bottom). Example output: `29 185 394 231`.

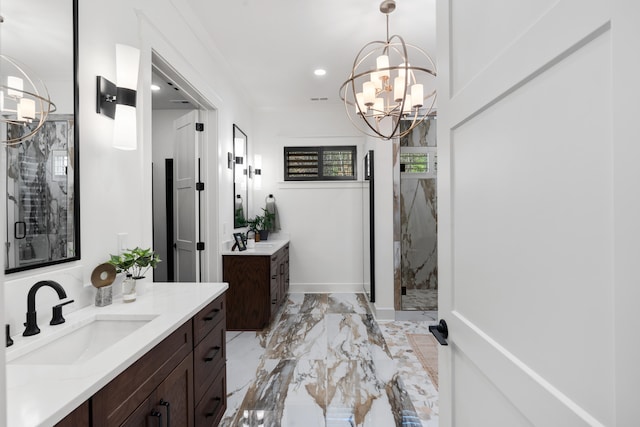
371 306 395 321
289 283 365 294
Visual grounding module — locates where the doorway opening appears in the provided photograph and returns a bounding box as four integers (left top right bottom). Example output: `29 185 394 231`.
398 116 438 312
150 52 217 283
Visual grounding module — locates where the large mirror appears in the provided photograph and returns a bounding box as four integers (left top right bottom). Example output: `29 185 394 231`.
233 124 248 228
2 0 80 273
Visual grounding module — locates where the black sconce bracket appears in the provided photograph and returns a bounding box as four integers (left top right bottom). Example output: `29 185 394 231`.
96 76 137 119
96 76 117 119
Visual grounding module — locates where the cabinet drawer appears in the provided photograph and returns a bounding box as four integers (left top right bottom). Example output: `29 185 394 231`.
193 294 225 345
194 366 227 427
92 321 193 427
194 318 226 404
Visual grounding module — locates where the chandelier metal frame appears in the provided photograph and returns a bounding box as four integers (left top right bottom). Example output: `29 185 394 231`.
1 54 57 146
340 0 436 140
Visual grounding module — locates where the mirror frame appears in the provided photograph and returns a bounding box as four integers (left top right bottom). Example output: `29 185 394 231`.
5 0 80 274
233 124 248 229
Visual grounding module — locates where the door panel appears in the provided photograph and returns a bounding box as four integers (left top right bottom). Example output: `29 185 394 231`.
453 349 533 427
438 0 617 425
451 0 557 93
452 31 613 410
174 110 199 282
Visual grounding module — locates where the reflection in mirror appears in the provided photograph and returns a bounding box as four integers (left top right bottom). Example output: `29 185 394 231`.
233 124 248 228
2 0 80 273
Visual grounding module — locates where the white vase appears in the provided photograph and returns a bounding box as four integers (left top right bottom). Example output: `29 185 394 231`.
122 274 137 302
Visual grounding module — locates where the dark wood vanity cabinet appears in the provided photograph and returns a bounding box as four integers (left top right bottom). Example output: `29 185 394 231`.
54 401 89 427
224 243 289 330
193 296 227 426
56 293 227 427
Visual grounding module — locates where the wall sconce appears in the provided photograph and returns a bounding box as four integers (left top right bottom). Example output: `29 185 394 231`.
254 155 262 176
96 44 140 150
254 155 262 190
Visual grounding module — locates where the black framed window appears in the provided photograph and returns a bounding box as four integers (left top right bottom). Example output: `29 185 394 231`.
284 146 357 181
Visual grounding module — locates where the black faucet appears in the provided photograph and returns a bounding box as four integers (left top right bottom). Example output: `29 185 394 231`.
23 280 73 337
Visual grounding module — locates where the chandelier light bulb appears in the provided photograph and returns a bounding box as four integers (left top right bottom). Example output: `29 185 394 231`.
397 62 408 80
7 76 23 98
356 92 367 114
394 76 406 102
363 82 376 106
402 94 412 113
411 84 423 108
373 98 384 117
18 98 36 121
377 55 390 79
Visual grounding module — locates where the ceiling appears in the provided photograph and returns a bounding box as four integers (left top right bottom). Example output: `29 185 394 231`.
1 0 72 81
151 68 195 110
182 0 437 111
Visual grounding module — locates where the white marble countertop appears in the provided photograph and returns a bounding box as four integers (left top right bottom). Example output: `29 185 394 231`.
221 238 289 256
5 281 228 427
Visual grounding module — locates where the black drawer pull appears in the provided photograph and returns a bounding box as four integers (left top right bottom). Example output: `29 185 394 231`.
159 399 171 427
204 346 221 362
203 308 220 321
150 410 162 427
280 263 284 274
205 397 222 417
271 275 277 280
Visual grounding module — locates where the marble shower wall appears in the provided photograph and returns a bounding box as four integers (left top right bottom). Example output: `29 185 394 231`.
399 118 437 311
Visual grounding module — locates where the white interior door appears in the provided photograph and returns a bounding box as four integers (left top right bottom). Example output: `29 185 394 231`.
437 0 640 425
174 110 199 282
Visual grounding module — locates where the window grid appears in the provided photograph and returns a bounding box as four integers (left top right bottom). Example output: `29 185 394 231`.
285 146 357 181
400 152 429 173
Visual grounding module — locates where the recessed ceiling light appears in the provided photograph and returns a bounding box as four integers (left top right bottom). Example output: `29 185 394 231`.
151 84 161 91
314 69 327 76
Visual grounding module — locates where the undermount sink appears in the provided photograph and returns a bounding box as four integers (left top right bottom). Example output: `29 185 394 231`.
8 314 158 366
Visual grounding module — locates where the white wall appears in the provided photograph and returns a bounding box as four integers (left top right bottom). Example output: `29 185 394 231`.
3 0 252 374
252 105 369 293
251 104 397 315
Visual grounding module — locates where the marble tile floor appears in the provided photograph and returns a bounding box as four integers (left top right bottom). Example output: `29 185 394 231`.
221 293 439 427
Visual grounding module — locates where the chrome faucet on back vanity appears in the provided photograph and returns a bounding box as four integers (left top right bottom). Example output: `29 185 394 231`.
23 280 74 337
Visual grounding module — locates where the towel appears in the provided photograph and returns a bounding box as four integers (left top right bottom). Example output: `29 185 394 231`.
265 195 280 231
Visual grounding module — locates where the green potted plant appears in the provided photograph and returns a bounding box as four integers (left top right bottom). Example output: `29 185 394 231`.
246 215 264 242
260 208 276 240
108 247 160 302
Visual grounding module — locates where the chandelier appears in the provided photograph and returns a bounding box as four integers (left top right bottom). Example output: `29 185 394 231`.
340 0 436 140
0 54 57 146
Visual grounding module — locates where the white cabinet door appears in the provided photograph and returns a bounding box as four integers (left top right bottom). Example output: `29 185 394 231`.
437 0 640 425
